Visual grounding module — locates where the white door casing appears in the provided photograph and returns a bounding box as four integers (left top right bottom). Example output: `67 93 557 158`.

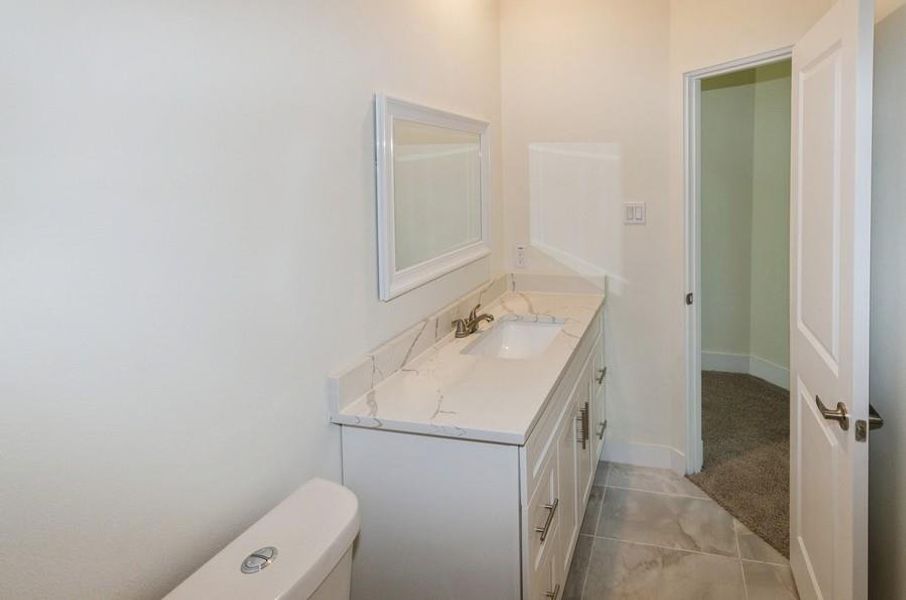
789 0 874 599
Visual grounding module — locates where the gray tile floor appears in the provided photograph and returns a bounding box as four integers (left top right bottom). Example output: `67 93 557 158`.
565 462 799 600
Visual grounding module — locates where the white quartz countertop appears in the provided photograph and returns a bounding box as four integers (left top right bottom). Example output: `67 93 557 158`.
331 290 605 445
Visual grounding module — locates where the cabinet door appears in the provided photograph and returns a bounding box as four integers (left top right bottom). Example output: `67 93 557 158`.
526 450 559 582
590 333 606 459
555 404 578 578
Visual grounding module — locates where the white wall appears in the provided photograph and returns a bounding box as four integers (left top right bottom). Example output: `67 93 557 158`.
501 0 830 461
501 0 679 458
868 3 906 597
0 2 502 598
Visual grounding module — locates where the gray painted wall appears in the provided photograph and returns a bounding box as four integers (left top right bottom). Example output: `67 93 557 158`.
869 4 906 598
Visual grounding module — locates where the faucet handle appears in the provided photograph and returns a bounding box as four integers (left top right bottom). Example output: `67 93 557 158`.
469 304 481 320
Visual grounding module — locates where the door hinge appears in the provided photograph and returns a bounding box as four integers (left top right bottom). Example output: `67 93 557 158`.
685 292 694 305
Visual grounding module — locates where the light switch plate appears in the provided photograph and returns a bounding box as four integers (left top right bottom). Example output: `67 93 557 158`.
623 202 646 225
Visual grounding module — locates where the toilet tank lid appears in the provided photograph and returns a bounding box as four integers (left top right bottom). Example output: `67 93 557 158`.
164 478 359 600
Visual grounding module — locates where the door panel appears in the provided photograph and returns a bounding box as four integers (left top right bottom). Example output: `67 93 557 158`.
797 45 843 370
793 25 846 598
556 404 577 577
789 1 874 598
795 377 838 595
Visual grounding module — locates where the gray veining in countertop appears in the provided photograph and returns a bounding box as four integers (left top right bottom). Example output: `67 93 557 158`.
328 276 605 445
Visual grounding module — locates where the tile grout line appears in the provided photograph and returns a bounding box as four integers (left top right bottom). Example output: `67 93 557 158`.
578 466 609 598
576 531 789 567
735 521 750 600
734 519 791 567
603 483 712 501
741 557 790 567
578 533 594 599
733 521 742 560
579 533 738 560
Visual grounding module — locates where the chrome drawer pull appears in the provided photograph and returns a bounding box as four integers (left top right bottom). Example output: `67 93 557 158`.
535 498 559 542
545 583 561 599
577 402 590 449
596 420 607 440
596 367 607 384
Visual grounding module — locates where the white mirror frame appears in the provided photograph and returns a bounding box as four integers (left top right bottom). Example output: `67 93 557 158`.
375 94 491 301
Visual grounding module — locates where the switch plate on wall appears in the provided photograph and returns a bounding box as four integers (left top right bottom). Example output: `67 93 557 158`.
623 202 646 225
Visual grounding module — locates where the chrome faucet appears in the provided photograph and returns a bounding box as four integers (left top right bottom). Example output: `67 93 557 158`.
452 304 495 338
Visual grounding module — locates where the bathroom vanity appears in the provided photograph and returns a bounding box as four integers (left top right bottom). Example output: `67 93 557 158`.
329 278 606 600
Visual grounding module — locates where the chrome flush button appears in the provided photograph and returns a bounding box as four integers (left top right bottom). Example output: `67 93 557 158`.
241 546 278 574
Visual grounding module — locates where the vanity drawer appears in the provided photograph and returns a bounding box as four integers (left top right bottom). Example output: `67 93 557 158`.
528 530 561 600
526 448 559 570
522 381 572 500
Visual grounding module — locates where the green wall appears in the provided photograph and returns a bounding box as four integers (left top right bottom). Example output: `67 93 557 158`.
701 70 756 358
700 61 791 372
749 63 792 370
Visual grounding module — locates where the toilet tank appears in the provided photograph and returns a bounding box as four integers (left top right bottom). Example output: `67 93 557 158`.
165 478 359 600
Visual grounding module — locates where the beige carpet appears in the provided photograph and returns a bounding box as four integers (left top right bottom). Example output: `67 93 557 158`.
687 371 790 557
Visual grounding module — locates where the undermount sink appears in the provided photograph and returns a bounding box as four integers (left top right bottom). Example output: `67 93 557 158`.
463 320 563 360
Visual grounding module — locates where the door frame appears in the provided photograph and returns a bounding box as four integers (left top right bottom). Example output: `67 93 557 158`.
683 46 794 474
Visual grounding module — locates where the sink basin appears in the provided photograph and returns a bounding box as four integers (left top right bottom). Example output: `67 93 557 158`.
463 320 563 359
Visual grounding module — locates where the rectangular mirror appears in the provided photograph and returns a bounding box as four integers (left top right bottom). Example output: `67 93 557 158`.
375 95 490 300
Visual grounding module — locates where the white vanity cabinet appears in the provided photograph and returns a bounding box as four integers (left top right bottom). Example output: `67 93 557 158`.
520 314 602 600
341 308 605 600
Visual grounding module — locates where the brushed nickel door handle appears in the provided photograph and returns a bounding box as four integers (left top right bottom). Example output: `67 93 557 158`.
855 404 885 442
816 395 849 431
535 498 559 542
869 403 884 430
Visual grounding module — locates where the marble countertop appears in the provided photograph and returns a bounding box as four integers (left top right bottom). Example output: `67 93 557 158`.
330 290 605 445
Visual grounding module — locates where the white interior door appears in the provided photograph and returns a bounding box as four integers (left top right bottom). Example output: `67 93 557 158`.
789 0 874 599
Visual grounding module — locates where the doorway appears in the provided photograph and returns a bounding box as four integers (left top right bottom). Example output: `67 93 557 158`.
683 49 793 558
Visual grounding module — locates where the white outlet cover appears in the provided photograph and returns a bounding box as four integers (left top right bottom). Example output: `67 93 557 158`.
514 244 528 269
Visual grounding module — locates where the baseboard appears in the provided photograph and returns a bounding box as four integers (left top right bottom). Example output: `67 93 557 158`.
701 351 789 390
748 355 789 390
701 351 750 373
602 439 686 475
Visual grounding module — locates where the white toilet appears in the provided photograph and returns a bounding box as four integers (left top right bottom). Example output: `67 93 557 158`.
165 478 359 600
